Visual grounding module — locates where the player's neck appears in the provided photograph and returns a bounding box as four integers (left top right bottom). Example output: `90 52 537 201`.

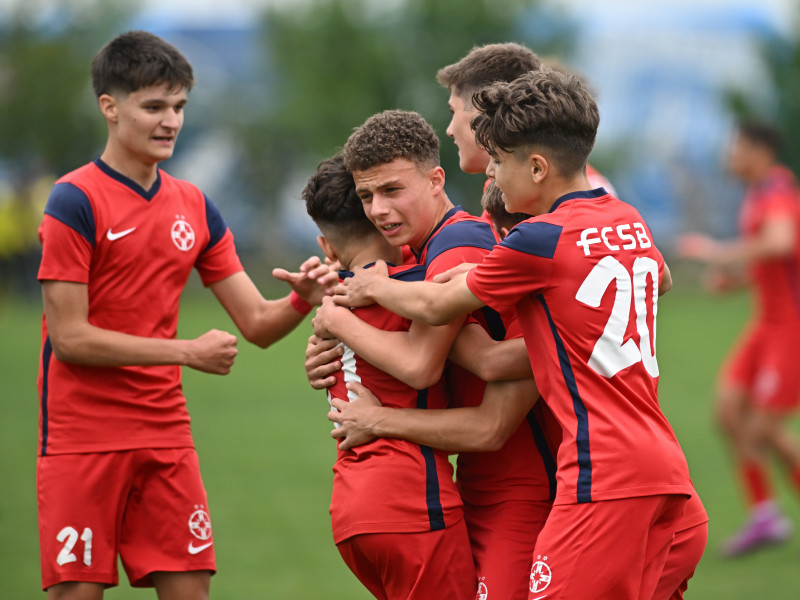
409 194 454 253
343 239 403 271
526 172 593 215
747 159 776 184
100 147 160 191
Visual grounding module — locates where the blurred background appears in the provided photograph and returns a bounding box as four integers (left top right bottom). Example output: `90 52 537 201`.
2 0 800 287
2 0 800 598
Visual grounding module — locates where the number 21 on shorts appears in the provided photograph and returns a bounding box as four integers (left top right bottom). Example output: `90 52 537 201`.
576 256 659 378
56 526 93 566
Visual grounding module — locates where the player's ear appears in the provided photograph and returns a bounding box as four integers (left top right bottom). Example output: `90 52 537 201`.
428 165 446 195
316 235 338 263
98 94 118 123
529 154 548 184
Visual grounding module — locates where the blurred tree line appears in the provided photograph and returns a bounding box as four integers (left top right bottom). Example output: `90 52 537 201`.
728 27 800 175
238 0 575 220
1 0 576 282
4 0 800 282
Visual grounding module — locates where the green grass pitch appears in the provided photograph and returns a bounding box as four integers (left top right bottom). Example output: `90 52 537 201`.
1 279 798 599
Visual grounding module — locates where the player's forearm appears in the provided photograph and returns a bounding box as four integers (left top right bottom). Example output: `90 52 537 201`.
239 294 307 348
370 277 470 326
49 321 194 367
327 311 446 390
373 406 507 453
450 335 532 381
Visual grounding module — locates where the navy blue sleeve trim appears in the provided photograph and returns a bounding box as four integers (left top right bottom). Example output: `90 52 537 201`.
43 183 96 247
501 221 562 259
424 219 497 265
203 195 229 251
537 294 592 503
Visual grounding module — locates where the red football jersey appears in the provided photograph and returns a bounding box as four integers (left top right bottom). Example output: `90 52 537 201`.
415 207 559 505
328 264 464 544
740 165 800 323
37 159 243 456
466 189 693 504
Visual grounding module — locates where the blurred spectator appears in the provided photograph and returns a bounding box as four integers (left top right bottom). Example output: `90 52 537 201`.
0 163 51 298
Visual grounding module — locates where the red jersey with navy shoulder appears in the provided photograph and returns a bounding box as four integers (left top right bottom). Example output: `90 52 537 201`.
414 206 560 506
466 189 693 505
36 158 243 456
740 165 800 324
329 263 464 544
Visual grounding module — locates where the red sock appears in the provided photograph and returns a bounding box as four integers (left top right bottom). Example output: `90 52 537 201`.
741 461 771 506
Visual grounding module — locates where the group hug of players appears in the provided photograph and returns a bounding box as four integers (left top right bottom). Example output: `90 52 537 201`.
50 26 800 600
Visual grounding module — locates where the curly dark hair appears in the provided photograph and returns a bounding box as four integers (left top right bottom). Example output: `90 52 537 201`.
302 155 377 242
436 42 542 102
92 30 194 97
343 110 440 173
471 69 598 176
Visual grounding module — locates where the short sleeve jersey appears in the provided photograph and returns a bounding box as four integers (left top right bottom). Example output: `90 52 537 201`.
328 264 464 544
414 206 560 506
466 189 693 505
740 165 800 324
36 159 243 456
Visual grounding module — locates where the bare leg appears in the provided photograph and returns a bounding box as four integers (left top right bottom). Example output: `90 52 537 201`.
152 571 211 600
46 582 104 600
713 382 749 456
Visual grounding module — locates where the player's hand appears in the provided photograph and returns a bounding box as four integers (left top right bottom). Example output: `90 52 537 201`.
272 255 339 306
703 268 741 294
328 381 383 450
433 263 477 283
676 233 720 262
305 334 343 390
312 296 349 339
333 260 389 307
186 329 238 375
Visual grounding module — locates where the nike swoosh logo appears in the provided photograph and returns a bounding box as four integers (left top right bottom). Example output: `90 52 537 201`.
106 227 136 241
531 595 548 600
188 541 213 555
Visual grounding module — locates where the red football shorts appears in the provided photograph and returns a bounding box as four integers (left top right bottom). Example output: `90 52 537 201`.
465 499 551 600
653 492 708 600
37 447 216 590
336 518 476 600
528 494 687 600
723 321 800 412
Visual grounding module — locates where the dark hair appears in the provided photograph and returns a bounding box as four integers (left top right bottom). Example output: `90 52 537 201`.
343 110 440 173
436 42 542 102
481 181 530 230
738 119 782 156
91 30 194 97
302 155 377 242
471 69 598 176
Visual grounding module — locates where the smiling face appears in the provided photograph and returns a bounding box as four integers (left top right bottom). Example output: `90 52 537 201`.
100 82 187 171
445 91 490 174
352 158 448 252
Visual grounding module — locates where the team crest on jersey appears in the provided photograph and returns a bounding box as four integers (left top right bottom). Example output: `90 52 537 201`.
188 505 212 540
529 555 552 593
171 214 195 251
475 579 488 600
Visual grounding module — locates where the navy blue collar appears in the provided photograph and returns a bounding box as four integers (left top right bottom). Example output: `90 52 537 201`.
94 158 162 201
411 205 462 262
549 187 607 213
